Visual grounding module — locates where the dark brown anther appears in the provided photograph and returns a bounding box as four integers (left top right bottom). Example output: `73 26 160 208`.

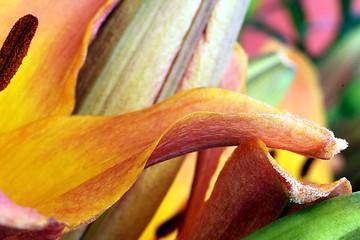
0 14 38 91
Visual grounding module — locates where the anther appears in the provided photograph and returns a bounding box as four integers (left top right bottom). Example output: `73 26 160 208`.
0 14 38 91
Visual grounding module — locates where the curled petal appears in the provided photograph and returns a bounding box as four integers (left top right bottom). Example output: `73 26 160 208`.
148 111 346 164
0 88 346 228
179 140 351 239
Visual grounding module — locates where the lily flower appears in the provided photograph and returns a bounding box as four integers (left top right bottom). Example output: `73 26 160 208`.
0 2 351 240
1 56 349 240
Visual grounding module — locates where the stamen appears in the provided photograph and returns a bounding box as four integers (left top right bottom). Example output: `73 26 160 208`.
0 14 38 91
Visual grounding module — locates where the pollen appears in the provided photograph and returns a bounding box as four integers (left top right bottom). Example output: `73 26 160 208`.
0 14 38 91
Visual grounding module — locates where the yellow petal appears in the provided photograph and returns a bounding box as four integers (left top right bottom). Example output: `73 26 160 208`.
0 88 345 228
0 0 117 132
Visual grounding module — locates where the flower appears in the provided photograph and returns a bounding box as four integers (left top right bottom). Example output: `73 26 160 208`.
0 1 351 240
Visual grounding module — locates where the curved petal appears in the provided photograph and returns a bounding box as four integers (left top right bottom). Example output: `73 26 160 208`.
0 0 118 133
178 140 351 239
0 191 65 240
0 88 345 228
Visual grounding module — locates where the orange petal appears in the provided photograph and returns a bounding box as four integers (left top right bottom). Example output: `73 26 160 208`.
0 88 345 228
178 140 351 239
0 0 117 133
0 191 65 239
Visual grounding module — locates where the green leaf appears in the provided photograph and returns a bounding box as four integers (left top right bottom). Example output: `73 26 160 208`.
247 52 295 106
244 192 360 240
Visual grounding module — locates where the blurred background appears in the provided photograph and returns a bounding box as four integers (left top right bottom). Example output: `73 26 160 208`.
240 0 360 190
